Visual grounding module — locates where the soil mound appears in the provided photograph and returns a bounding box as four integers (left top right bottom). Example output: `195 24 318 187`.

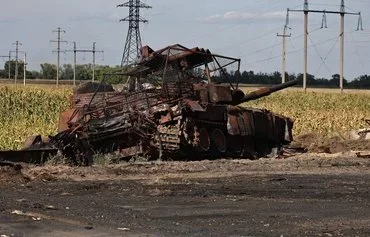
294 133 370 153
0 164 29 185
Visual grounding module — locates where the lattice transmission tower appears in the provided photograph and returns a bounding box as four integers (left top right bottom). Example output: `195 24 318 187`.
118 0 152 66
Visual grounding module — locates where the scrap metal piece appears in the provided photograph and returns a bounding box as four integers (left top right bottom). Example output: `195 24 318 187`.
0 149 58 164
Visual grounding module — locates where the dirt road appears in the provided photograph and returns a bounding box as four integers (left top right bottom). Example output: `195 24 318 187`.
1 153 370 237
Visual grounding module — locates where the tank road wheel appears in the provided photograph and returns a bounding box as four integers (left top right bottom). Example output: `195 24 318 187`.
198 127 211 152
211 129 227 153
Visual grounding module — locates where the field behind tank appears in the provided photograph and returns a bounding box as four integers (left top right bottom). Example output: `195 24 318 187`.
0 85 71 150
1 84 370 150
242 87 370 136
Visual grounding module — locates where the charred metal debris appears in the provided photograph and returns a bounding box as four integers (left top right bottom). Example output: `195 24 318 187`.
2 44 299 165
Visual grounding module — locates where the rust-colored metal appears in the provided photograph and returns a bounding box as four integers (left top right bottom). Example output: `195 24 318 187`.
13 43 298 165
0 149 58 164
208 84 233 103
211 128 227 153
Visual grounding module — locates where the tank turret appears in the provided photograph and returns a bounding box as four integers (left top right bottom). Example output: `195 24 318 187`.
45 44 298 164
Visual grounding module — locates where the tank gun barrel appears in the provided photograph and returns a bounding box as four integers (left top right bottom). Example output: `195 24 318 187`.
238 79 299 104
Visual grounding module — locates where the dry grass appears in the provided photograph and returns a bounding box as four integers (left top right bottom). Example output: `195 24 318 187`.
0 85 72 150
0 84 369 150
242 88 370 136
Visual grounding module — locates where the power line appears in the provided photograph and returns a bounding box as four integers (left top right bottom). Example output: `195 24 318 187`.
277 9 292 83
289 0 363 92
350 34 365 73
309 3 340 7
308 34 333 76
92 42 104 82
244 35 340 68
312 35 340 76
214 26 281 51
118 0 152 66
239 27 321 59
66 42 104 86
50 27 67 87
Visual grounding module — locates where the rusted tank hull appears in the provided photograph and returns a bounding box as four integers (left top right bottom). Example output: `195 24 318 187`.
153 104 293 159
50 101 294 162
14 44 298 165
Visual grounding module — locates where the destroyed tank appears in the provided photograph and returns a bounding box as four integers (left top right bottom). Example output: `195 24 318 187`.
51 44 298 164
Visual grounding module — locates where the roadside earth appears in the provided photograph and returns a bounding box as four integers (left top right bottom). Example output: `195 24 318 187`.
1 152 370 236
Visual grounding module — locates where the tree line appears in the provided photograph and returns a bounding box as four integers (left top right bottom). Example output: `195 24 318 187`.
224 70 370 89
1 61 370 89
0 61 125 83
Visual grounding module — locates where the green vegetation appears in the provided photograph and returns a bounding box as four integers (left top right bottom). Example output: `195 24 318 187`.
244 90 370 136
227 71 370 89
2 61 370 88
0 86 71 150
0 86 369 150
0 62 129 84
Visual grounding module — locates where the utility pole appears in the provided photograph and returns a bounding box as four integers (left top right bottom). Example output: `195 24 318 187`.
118 0 152 66
12 41 22 84
340 0 345 93
289 0 362 92
0 51 11 80
93 42 96 82
66 42 103 86
277 9 291 84
73 42 76 86
50 27 67 87
303 0 308 92
23 52 27 86
8 51 11 80
92 42 104 82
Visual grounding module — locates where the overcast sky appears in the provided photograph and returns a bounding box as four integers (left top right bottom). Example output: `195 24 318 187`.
0 0 369 80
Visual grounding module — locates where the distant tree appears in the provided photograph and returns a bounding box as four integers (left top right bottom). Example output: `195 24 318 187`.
40 63 57 79
349 74 370 88
329 74 347 87
0 69 7 78
312 77 330 86
15 60 370 89
271 71 281 84
95 65 129 84
0 61 41 79
232 70 241 83
26 70 41 79
61 64 74 80
297 73 315 85
75 64 92 81
2 60 25 78
287 73 297 82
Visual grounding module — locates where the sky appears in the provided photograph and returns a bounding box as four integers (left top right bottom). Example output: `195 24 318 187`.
0 0 369 80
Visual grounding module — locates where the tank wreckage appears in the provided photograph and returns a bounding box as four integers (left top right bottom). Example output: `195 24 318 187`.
1 44 299 165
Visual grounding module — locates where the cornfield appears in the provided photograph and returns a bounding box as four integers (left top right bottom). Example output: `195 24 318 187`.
244 89 370 136
0 85 370 150
0 86 71 150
